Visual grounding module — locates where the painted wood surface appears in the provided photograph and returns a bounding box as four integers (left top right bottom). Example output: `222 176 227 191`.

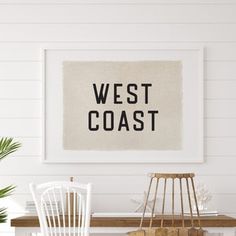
0 1 236 235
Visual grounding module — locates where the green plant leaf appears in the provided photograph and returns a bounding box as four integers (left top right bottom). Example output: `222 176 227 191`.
0 208 7 223
0 186 16 224
0 185 15 199
0 137 21 161
0 137 20 224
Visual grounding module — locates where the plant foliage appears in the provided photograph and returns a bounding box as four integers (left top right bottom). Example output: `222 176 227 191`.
0 137 21 161
0 137 21 223
0 208 7 223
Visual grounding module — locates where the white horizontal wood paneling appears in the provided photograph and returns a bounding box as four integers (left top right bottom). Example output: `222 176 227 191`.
0 138 233 158
0 62 40 80
1 193 235 215
0 175 235 194
2 60 236 81
206 137 236 156
12 138 41 156
206 61 236 80
205 81 236 99
0 5 236 23
205 119 236 137
0 158 235 176
0 100 41 118
205 43 236 61
0 1 236 235
3 137 236 157
0 81 41 99
1 42 236 61
205 100 236 118
0 119 41 136
1 0 236 4
0 24 236 42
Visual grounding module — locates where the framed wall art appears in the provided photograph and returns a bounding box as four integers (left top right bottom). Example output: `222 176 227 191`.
42 45 204 163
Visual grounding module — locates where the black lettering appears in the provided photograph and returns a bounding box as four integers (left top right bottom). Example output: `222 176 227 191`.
88 111 99 131
148 110 158 131
118 111 129 131
114 83 123 104
141 83 152 104
127 84 138 104
133 111 144 131
93 83 109 104
103 111 114 131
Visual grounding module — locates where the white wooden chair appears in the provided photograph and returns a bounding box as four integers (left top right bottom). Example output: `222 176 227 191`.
30 181 92 236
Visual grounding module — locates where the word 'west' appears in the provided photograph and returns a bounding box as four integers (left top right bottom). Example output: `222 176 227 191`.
88 83 159 131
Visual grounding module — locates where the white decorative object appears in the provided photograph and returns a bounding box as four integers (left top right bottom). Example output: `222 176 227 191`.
131 191 155 212
191 183 212 211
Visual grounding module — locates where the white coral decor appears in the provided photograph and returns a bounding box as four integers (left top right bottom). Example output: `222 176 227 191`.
191 183 212 211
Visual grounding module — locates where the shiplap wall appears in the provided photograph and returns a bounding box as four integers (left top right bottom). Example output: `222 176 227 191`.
0 0 236 235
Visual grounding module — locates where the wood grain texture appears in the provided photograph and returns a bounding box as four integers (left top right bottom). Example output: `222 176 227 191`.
10 215 236 228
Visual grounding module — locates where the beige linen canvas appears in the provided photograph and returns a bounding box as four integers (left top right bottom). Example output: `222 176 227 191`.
63 61 182 150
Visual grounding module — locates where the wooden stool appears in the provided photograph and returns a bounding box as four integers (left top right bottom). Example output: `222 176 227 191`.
128 173 207 236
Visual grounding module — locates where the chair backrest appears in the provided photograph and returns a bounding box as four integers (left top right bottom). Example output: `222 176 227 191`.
30 181 92 236
140 173 201 230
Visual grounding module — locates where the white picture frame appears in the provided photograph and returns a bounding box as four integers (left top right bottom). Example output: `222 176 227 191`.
42 44 204 163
